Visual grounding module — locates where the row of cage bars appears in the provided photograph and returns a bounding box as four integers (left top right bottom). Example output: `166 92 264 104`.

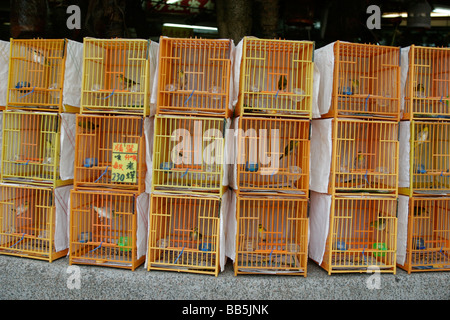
314 42 401 274
1 111 64 187
7 39 67 112
76 39 151 270
0 185 67 262
80 38 151 116
149 37 234 275
233 38 315 276
147 194 221 276
400 46 450 273
399 197 450 273
403 46 450 120
322 41 402 121
1 39 71 262
320 196 398 275
236 37 315 118
69 190 144 270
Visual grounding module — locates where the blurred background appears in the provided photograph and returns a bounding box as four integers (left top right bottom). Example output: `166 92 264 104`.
1 0 450 48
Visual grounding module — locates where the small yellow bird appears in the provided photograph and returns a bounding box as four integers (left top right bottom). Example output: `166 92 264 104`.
118 74 139 89
370 217 386 231
351 79 359 94
354 151 366 170
178 69 186 90
258 224 266 242
278 75 288 91
13 201 29 216
190 227 202 241
415 83 425 97
416 126 429 144
280 141 299 160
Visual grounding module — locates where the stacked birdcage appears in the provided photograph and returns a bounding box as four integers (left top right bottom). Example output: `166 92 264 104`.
397 45 450 273
0 38 83 262
231 37 314 276
147 37 233 276
310 41 401 274
69 38 155 271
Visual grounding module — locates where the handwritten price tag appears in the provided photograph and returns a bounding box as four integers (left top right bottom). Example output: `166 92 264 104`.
112 142 138 183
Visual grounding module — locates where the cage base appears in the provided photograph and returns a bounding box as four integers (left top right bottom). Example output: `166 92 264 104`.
0 247 68 263
398 251 450 273
319 255 396 275
69 252 144 271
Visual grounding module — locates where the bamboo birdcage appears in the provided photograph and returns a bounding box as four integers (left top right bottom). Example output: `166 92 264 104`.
321 41 401 121
69 190 146 271
1 110 70 187
236 117 310 195
399 121 450 196
0 184 68 262
330 119 399 195
152 115 227 195
80 38 151 116
147 193 221 276
234 195 309 276
403 45 450 120
235 37 314 118
74 114 146 193
156 37 232 117
321 196 397 275
399 197 450 273
6 38 79 113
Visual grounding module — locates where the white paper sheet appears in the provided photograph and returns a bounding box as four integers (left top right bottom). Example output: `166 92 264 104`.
60 113 76 180
54 185 73 252
400 47 411 117
396 195 409 266
314 42 336 116
149 40 159 117
308 191 332 265
144 116 154 194
63 40 83 110
399 121 411 188
224 190 237 263
0 40 10 107
136 192 150 259
310 119 333 193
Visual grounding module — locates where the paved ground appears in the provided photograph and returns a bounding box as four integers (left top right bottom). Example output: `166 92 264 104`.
0 254 448 301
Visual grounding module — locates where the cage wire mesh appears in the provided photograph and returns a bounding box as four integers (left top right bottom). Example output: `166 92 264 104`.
152 115 226 195
0 184 66 262
1 111 69 187
331 119 399 195
80 38 151 115
74 114 146 193
322 41 400 120
69 190 144 270
400 197 450 273
234 196 309 276
403 45 450 120
321 196 398 274
236 117 310 195
156 37 232 117
237 37 314 118
147 193 221 276
7 39 68 112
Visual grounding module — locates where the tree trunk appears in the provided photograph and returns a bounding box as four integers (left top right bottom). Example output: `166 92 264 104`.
216 0 252 44
85 0 127 38
255 0 279 39
10 0 47 38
